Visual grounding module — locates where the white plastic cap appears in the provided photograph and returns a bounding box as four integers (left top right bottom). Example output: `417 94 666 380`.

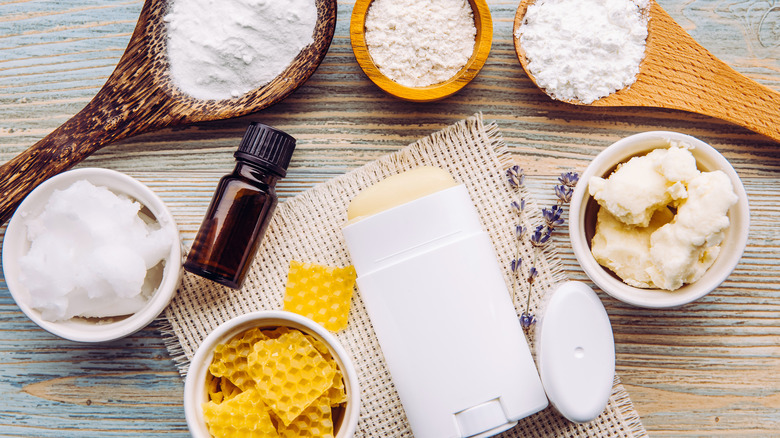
536 281 615 423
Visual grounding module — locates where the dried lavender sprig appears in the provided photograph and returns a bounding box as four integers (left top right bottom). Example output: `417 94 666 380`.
506 165 525 189
554 184 573 205
506 168 580 330
520 266 539 328
529 224 551 247
542 205 564 229
506 165 532 329
510 199 525 214
517 171 579 329
520 312 536 328
559 172 579 188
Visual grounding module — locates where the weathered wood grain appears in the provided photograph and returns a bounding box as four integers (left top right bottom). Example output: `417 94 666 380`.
1 0 779 437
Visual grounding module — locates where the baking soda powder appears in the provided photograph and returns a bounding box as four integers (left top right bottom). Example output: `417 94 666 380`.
364 0 476 88
516 0 649 104
164 0 317 100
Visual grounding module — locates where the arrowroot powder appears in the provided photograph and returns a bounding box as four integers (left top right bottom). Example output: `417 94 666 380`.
164 0 317 100
364 0 476 88
516 0 649 104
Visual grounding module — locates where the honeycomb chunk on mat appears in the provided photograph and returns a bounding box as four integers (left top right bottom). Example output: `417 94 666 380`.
247 329 336 425
208 327 268 391
202 388 279 438
283 260 357 332
277 394 335 438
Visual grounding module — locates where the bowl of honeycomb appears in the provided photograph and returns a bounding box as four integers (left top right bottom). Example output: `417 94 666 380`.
184 310 360 438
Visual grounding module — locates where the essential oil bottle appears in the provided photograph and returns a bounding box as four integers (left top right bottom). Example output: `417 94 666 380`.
184 123 296 289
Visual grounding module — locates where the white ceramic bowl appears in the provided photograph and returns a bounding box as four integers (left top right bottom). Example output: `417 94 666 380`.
2 168 183 342
184 311 360 438
569 131 750 308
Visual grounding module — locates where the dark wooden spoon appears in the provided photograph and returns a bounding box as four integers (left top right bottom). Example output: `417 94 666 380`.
0 0 337 225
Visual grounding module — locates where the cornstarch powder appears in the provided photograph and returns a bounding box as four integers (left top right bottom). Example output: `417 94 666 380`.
516 0 649 104
364 0 476 88
164 0 317 100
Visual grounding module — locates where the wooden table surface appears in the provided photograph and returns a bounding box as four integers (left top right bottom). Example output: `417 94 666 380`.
1 0 779 436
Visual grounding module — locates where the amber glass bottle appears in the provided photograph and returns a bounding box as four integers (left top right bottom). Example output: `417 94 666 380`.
183 123 296 289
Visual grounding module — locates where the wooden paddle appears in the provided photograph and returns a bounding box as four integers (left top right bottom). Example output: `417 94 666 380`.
0 0 336 225
513 0 780 144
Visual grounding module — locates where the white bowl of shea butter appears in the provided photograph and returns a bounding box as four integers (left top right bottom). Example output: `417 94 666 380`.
569 131 749 308
2 168 183 342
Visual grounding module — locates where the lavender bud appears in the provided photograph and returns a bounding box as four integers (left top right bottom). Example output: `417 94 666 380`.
558 171 579 188
506 165 525 189
520 312 536 328
530 225 551 247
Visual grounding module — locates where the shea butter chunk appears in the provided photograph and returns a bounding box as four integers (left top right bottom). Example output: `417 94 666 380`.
647 171 737 290
589 146 697 227
591 207 673 288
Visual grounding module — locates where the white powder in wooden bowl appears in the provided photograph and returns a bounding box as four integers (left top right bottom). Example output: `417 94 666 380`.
164 0 317 100
364 0 477 88
516 0 649 104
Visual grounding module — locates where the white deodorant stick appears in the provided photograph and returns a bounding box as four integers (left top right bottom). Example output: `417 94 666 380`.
343 167 548 438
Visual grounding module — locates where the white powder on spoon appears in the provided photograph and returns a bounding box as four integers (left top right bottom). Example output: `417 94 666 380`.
516 0 649 104
364 0 476 88
164 0 317 100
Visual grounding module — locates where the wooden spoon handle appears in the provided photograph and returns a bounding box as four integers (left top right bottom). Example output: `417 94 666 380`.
646 4 780 141
600 1 780 143
0 88 158 225
692 65 780 143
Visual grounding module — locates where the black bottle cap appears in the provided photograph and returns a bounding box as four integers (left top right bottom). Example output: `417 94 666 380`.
234 123 296 177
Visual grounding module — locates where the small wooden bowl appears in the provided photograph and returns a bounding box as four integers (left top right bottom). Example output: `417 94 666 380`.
350 0 492 102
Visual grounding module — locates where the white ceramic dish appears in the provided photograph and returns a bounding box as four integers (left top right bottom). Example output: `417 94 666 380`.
569 131 750 308
2 168 183 342
184 310 360 438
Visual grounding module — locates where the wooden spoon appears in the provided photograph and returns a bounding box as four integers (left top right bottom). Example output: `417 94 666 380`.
0 0 337 225
513 0 780 143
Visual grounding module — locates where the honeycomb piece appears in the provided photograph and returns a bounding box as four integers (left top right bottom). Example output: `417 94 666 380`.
326 370 347 406
220 377 242 400
303 333 331 357
303 333 346 406
209 328 268 391
202 388 279 438
206 370 224 404
240 327 270 344
277 394 334 438
247 329 336 425
261 326 292 339
283 260 357 332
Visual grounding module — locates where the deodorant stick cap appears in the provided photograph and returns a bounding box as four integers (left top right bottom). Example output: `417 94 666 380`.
536 281 615 423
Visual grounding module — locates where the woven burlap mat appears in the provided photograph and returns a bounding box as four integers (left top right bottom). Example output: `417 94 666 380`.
162 114 647 438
